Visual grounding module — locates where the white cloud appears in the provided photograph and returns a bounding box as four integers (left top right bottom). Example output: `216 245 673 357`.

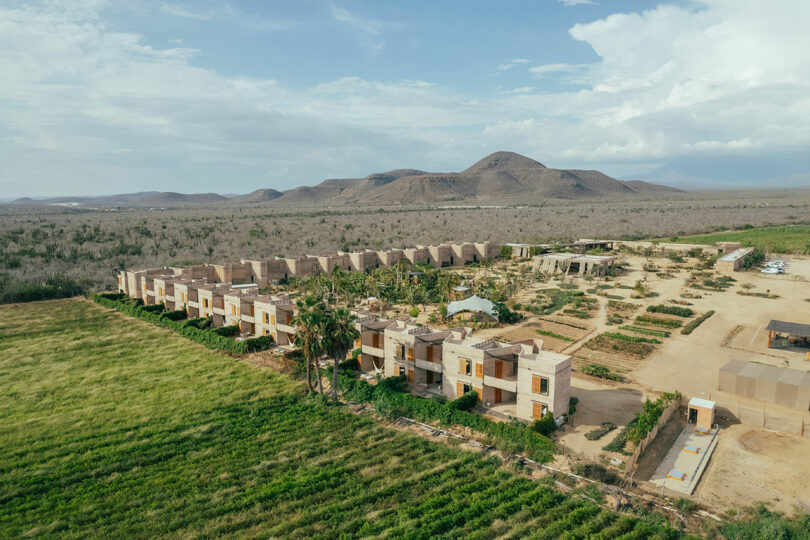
330 5 381 35
558 0 598 6
497 58 531 71
1 1 809 196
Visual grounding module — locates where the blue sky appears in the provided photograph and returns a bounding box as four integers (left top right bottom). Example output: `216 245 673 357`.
1 0 809 197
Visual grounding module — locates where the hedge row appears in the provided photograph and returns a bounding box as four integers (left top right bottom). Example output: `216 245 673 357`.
618 326 670 338
338 374 556 462
646 304 693 317
635 315 683 328
681 310 715 335
601 332 661 345
91 293 272 354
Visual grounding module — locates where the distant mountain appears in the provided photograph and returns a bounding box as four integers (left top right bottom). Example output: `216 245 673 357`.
232 188 284 203
5 151 681 208
8 191 226 207
265 151 681 206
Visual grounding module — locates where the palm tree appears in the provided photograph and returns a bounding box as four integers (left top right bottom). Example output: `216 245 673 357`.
291 295 327 394
323 307 359 401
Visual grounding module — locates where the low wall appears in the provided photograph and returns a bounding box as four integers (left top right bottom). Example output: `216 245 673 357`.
624 396 683 477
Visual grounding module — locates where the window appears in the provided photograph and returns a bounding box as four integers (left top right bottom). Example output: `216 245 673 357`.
270 314 276 326
532 402 548 420
354 337 362 348
456 382 472 397
372 333 381 348
263 312 269 324
263 328 269 336
474 363 483 378
202 298 209 308
231 305 236 315
406 347 414 361
395 344 405 358
426 346 434 362
532 375 549 396
459 358 471 376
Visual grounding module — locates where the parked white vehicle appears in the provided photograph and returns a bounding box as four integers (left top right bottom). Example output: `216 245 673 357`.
761 267 784 274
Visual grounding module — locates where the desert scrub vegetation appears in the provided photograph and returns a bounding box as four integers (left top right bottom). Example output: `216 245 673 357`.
0 299 688 538
663 224 810 254
3 191 808 294
586 334 658 358
0 272 88 304
619 326 671 338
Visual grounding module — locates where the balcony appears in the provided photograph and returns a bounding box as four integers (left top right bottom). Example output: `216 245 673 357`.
415 359 442 373
276 323 296 334
361 344 384 357
483 374 517 393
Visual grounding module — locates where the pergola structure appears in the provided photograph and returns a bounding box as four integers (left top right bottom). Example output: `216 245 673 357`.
766 320 810 349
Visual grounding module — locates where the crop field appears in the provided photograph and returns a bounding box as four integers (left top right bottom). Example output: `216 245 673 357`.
0 299 683 538
663 225 810 253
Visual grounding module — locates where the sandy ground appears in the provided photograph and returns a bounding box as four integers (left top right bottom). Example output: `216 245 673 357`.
557 376 647 463
696 424 810 516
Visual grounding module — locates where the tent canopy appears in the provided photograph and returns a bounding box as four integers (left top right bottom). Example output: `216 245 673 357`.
446 295 498 320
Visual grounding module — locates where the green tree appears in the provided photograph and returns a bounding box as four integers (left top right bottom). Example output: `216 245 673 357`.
291 295 327 394
323 307 360 401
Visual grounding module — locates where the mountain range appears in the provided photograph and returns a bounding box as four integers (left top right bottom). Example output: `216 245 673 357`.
7 151 680 207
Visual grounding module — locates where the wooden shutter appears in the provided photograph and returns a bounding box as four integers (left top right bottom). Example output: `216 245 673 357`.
459 358 465 374
457 382 464 397
474 387 482 402
270 314 276 325
407 369 414 383
373 333 381 348
426 346 433 362
407 348 414 361
475 363 483 378
532 375 542 394
355 337 362 348
494 388 502 403
495 360 503 378
533 402 544 419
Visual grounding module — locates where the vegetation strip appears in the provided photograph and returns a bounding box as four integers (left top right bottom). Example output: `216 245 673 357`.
646 304 693 317
681 310 715 335
618 326 670 338
92 293 272 354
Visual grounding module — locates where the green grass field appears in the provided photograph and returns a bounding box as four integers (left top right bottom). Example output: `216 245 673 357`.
660 225 810 253
0 299 686 538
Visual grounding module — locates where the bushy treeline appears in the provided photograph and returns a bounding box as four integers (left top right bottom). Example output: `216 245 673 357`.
0 272 88 304
336 373 556 462
91 293 272 354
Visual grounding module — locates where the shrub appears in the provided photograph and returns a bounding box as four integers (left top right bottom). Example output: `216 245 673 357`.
448 391 478 411
681 310 715 335
530 412 556 437
408 306 419 318
213 325 240 337
601 332 661 344
580 363 622 381
673 497 698 514
618 326 670 338
336 373 556 462
603 418 636 454
573 462 622 485
646 304 693 317
0 272 89 304
568 396 579 415
585 423 616 440
626 392 681 445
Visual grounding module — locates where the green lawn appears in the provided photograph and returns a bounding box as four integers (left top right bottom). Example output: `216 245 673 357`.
659 225 810 254
0 299 683 538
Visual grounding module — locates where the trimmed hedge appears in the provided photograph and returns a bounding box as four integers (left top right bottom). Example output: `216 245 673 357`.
92 294 272 354
681 310 715 335
646 304 693 317
338 374 556 462
448 391 478 411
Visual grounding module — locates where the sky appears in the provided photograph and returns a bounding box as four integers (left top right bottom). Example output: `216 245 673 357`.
1 0 809 198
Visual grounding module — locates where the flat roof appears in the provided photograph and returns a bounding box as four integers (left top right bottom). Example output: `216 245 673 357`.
766 320 810 338
688 397 715 409
718 248 752 262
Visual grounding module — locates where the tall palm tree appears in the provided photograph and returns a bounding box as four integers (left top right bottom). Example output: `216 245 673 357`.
291 295 327 394
323 307 359 401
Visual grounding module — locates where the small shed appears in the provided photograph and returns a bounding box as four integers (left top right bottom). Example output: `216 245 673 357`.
687 397 715 431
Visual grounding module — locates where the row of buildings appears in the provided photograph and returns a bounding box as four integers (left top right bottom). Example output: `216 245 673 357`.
115 240 572 422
